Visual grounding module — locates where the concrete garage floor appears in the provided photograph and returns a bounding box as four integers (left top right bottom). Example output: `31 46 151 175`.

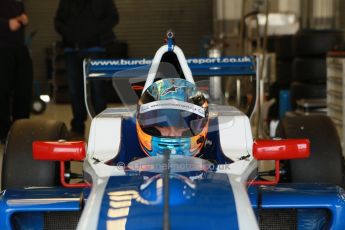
31 102 92 136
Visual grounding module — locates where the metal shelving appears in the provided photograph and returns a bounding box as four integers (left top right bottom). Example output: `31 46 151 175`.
326 54 345 153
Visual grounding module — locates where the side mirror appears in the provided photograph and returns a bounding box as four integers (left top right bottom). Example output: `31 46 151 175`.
33 141 86 161
253 139 310 160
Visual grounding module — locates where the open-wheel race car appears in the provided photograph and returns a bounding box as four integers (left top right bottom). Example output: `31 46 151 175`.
1 33 345 230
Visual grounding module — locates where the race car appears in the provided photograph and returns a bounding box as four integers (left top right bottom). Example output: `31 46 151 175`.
1 33 345 230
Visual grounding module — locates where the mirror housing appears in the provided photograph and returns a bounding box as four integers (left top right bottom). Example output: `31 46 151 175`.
33 141 86 161
253 139 310 160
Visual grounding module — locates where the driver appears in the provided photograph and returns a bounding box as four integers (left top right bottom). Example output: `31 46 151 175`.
136 78 209 157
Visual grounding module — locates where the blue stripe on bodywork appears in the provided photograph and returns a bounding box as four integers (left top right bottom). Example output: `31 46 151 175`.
98 172 238 230
0 187 84 229
248 184 345 230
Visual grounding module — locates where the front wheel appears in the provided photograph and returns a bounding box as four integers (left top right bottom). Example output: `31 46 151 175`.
1 119 67 190
277 115 345 188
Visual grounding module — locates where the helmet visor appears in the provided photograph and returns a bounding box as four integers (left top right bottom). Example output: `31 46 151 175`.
138 100 207 137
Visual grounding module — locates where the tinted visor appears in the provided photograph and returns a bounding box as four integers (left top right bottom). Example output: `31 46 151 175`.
138 107 207 137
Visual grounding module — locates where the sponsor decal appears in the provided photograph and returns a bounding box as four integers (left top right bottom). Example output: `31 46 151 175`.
90 56 253 66
161 85 181 96
140 99 205 117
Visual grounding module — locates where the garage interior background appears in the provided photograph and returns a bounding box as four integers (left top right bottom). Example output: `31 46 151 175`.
25 0 213 88
24 0 345 95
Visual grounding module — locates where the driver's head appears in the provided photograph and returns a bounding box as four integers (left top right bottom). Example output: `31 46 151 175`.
154 126 189 137
136 78 209 156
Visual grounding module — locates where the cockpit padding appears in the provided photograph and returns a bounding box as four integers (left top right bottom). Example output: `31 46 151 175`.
111 116 232 165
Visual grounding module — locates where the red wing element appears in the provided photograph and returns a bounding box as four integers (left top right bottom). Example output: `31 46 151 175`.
253 139 310 160
33 141 86 161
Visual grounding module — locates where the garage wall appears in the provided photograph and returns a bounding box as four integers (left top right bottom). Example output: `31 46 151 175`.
25 0 213 83
338 0 345 32
115 0 213 57
25 0 60 84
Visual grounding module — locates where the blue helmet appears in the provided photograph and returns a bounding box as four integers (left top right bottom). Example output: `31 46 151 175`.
136 78 209 157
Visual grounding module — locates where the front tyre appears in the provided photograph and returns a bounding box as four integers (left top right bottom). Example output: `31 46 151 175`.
1 119 67 190
277 115 345 188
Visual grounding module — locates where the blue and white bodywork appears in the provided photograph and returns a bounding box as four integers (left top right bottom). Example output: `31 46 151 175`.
1 37 345 230
80 40 258 229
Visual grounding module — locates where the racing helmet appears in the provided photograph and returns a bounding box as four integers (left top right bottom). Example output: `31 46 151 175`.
136 78 209 157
